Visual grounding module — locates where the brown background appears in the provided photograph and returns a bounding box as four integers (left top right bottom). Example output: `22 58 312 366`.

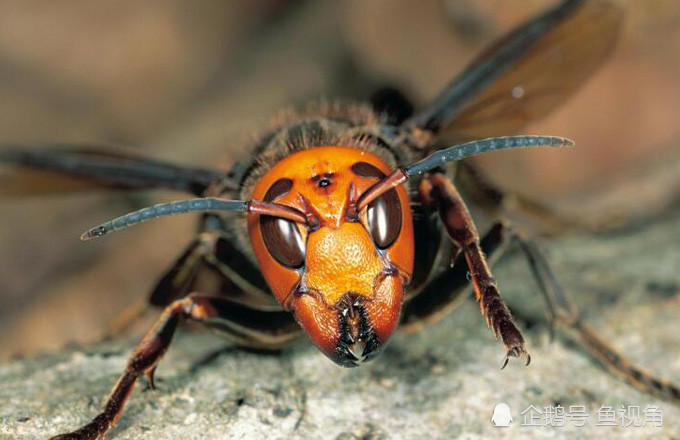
1 0 679 359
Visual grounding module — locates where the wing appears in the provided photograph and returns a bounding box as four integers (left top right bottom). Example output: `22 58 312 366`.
149 239 209 307
406 0 623 140
0 145 229 196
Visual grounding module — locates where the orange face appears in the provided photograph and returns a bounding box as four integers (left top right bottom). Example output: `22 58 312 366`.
247 146 414 367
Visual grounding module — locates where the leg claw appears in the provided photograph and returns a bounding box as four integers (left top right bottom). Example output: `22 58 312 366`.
501 345 531 370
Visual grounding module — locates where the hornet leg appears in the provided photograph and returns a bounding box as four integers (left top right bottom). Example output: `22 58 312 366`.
51 295 237 440
427 173 529 368
511 230 680 403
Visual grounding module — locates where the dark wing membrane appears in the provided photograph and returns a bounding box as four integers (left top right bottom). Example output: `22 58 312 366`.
0 145 228 196
406 0 622 140
149 239 208 307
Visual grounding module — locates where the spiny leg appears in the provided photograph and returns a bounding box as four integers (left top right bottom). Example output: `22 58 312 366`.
49 295 300 440
426 173 529 367
401 223 507 331
404 215 680 403
509 229 680 403
49 295 219 440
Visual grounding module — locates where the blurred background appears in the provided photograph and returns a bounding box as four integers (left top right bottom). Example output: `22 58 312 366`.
0 0 679 360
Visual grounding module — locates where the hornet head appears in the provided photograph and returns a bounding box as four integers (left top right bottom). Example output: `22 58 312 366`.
247 146 414 366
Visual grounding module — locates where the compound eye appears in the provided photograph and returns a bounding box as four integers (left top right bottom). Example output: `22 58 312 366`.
260 178 306 269
352 162 402 250
261 217 306 268
367 189 402 249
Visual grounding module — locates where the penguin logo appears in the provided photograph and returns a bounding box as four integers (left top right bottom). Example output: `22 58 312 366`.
491 403 513 427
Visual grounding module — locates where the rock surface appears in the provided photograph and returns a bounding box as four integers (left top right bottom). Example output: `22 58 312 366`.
1 210 680 440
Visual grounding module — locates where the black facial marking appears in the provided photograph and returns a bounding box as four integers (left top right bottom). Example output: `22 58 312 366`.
264 178 293 202
351 162 386 179
311 172 335 189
